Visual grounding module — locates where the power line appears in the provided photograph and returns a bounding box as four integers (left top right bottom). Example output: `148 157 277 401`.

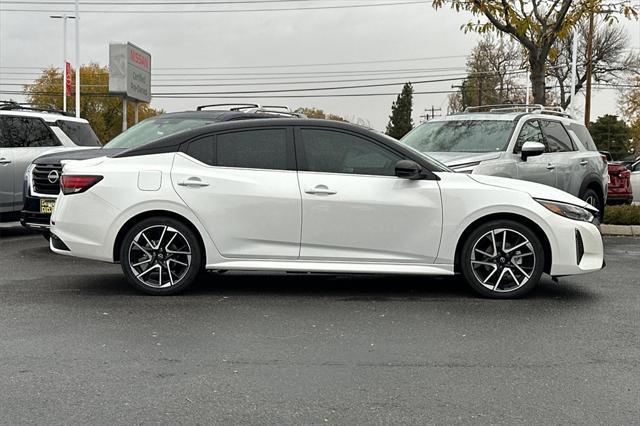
0 1 426 13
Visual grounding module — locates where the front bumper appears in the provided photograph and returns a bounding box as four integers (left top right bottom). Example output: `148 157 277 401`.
20 194 54 230
549 218 604 277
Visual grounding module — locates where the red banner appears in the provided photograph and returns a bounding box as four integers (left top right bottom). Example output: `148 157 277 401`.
65 62 72 95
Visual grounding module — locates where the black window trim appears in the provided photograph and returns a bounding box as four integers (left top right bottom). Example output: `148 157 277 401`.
293 125 439 180
0 114 61 148
181 126 296 171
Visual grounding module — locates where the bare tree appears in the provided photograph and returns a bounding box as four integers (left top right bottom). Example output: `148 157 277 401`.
548 19 640 110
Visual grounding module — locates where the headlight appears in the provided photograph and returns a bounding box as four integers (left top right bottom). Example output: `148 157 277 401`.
24 163 36 181
451 161 481 174
536 199 594 222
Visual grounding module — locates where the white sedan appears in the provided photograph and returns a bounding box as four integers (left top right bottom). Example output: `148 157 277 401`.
631 160 640 204
49 118 604 298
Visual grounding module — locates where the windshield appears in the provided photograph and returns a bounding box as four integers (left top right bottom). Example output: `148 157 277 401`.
401 120 516 153
103 116 219 149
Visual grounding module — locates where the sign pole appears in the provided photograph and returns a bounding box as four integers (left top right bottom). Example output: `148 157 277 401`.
122 97 128 132
62 16 67 112
134 102 139 124
74 0 80 117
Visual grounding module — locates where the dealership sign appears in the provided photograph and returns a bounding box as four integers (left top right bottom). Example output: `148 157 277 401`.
108 42 151 103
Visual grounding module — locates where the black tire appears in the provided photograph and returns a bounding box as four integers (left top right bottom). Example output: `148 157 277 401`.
119 216 203 295
579 188 603 219
460 220 545 299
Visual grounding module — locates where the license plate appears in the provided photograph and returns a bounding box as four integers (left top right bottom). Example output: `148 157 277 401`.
40 199 56 214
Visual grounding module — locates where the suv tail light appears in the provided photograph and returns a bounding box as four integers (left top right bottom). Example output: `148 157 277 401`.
620 170 631 179
61 175 103 195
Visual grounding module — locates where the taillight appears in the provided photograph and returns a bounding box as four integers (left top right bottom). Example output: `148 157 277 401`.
621 170 631 179
61 175 103 195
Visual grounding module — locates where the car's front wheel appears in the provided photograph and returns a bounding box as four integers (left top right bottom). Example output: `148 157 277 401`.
120 217 203 295
460 220 545 299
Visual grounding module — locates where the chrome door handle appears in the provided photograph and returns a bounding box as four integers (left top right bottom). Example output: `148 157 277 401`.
305 185 337 195
580 160 588 166
178 178 209 187
546 164 556 170
0 158 11 165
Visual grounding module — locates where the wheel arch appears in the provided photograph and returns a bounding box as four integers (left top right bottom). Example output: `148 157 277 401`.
453 212 552 274
579 175 605 203
112 210 207 263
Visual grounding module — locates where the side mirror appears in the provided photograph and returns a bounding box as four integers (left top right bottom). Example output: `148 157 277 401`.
395 160 425 180
521 141 545 161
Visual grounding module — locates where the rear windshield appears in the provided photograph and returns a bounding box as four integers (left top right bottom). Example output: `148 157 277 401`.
104 116 219 149
401 120 516 153
56 120 101 146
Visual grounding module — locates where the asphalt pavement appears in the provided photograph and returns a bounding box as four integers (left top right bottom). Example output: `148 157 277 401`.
1 227 638 425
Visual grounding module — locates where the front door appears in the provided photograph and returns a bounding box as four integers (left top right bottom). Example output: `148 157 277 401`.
296 127 442 263
172 128 301 259
514 119 557 188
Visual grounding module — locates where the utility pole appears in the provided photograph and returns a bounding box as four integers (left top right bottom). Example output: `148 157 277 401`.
584 12 594 127
50 15 75 113
74 0 80 118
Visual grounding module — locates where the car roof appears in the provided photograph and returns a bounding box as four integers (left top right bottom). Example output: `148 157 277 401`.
0 109 90 123
428 111 583 126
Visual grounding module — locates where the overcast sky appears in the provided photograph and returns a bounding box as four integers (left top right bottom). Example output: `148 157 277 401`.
0 1 638 132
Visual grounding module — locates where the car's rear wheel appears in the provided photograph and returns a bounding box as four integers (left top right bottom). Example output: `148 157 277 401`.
460 220 545 299
120 217 202 295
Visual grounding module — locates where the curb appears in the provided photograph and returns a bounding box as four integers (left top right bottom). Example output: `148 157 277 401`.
600 224 640 236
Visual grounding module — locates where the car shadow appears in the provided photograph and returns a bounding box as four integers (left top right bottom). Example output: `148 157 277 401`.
78 270 598 303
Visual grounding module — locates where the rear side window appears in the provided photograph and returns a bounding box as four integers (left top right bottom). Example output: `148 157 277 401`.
56 120 101 146
541 120 575 152
0 116 59 147
299 128 402 176
185 129 290 171
570 123 598 151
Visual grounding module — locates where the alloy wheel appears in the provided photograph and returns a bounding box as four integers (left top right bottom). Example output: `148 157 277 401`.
127 225 192 288
470 228 536 293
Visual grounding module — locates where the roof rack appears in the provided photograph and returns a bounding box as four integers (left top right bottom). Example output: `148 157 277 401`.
196 102 306 118
463 104 573 118
0 100 74 117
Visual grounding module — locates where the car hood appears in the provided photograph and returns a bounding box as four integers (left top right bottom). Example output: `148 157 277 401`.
33 148 124 165
469 174 596 211
426 151 502 167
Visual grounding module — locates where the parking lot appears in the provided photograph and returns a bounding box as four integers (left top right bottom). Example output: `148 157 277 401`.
1 227 638 424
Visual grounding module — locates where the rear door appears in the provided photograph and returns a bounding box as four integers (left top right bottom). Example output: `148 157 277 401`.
295 127 442 263
540 119 584 195
172 127 302 259
514 119 557 188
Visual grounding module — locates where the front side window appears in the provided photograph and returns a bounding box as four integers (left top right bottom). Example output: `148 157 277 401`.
515 119 546 153
299 129 402 176
216 129 288 170
56 120 101 146
541 120 574 152
0 116 59 148
401 120 516 153
104 116 219 149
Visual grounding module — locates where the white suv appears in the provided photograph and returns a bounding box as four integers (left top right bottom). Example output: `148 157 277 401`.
400 105 608 216
0 102 99 222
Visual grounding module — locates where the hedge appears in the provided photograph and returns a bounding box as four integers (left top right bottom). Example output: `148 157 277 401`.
603 205 640 225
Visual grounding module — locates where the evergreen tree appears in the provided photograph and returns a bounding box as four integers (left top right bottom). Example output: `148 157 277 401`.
589 115 632 160
386 83 414 139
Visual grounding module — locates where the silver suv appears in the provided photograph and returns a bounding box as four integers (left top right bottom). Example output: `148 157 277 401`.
0 102 100 222
400 104 608 215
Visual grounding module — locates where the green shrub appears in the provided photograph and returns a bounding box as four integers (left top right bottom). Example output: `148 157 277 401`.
603 205 640 225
